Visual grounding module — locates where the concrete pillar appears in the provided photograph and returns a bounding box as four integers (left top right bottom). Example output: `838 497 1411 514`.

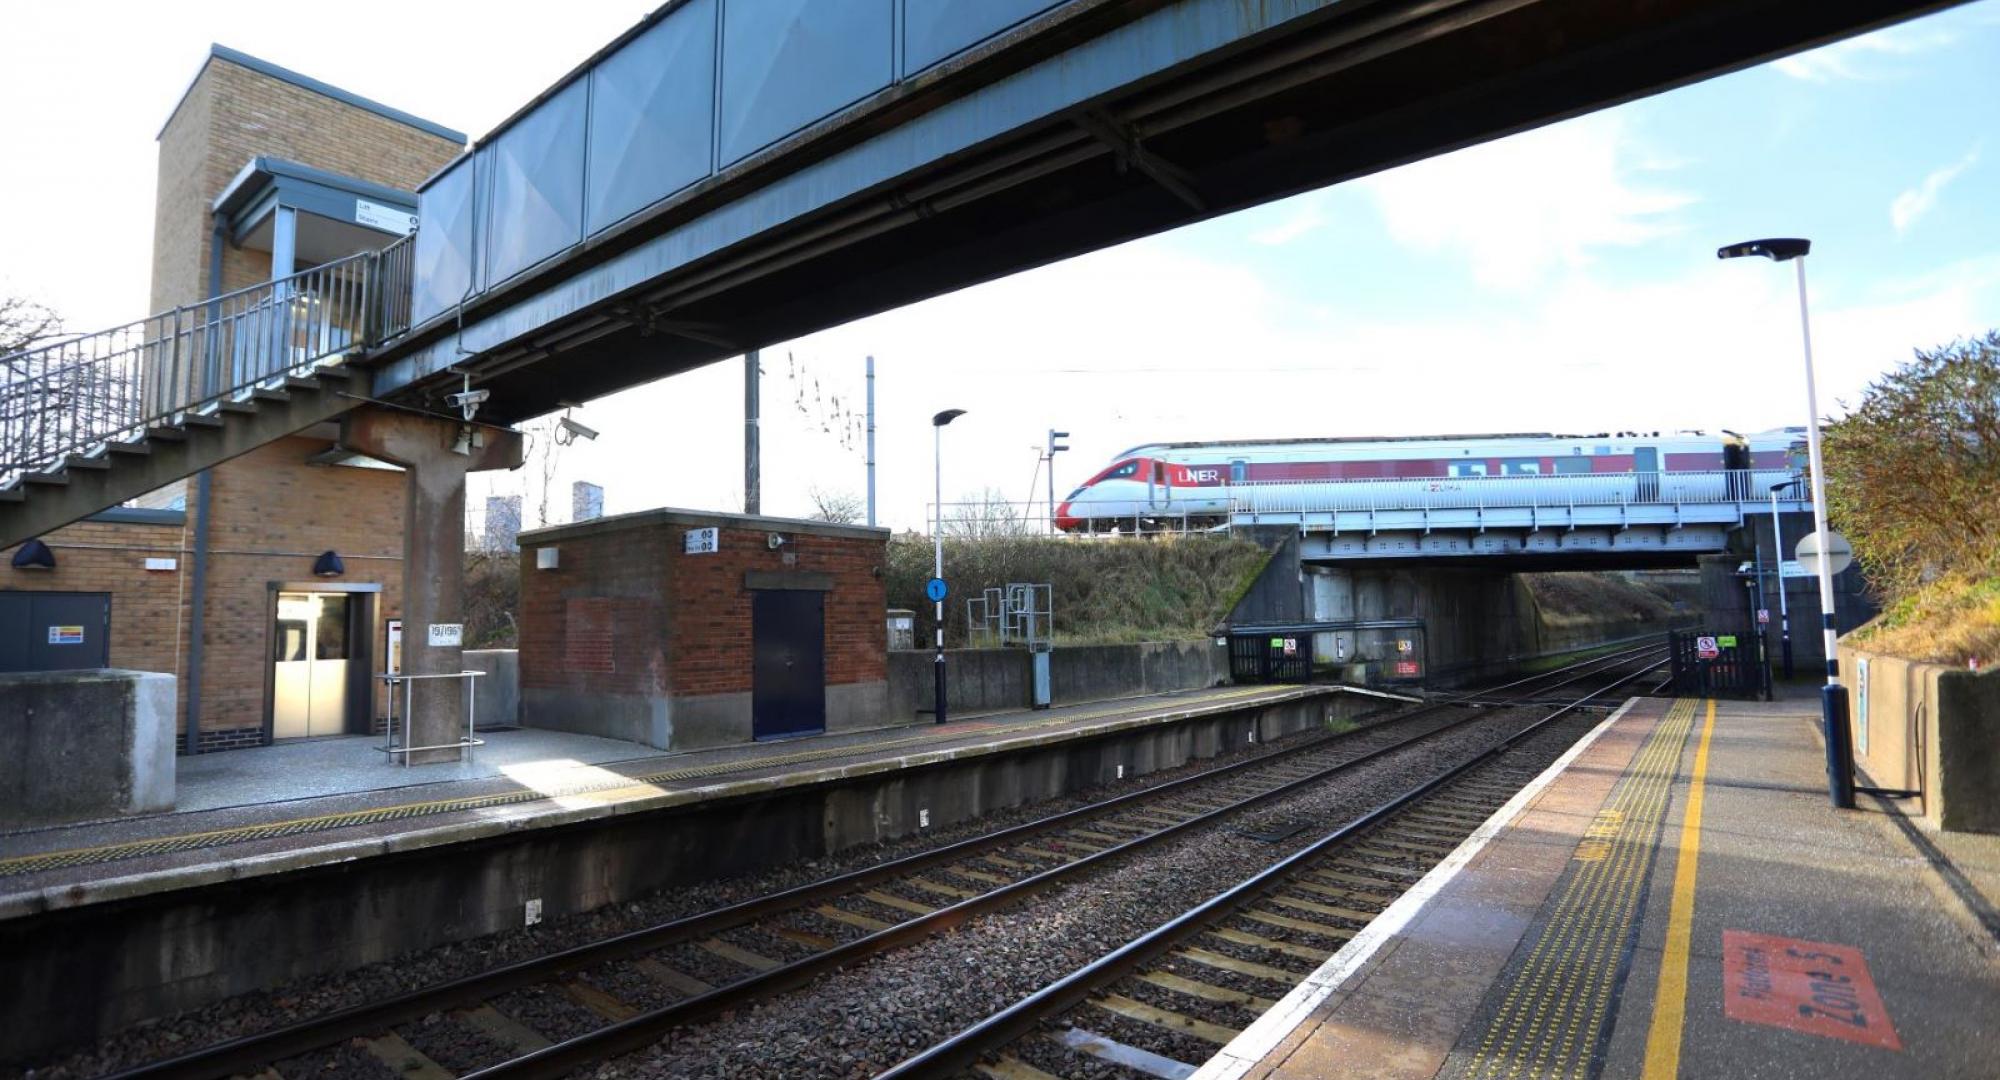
341 406 523 763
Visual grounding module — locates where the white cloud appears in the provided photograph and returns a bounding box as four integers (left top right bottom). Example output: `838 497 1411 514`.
1890 148 1978 235
1359 114 1693 290
1773 21 1961 82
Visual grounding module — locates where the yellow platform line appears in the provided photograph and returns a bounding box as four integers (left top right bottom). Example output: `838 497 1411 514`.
1641 699 1717 1080
1456 698 1699 1080
0 685 1287 879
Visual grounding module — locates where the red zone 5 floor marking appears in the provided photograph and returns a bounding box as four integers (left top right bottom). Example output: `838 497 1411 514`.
1721 930 1901 1050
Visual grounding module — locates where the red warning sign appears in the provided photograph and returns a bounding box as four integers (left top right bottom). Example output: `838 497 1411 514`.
1722 930 1901 1050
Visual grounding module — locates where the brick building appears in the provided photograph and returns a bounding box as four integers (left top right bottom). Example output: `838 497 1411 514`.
1 47 463 752
518 510 891 749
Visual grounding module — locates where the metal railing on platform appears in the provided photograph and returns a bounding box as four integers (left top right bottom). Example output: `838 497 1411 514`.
0 234 416 489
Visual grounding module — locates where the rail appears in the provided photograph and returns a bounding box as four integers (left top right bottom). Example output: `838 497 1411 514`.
1229 468 1801 516
0 233 416 488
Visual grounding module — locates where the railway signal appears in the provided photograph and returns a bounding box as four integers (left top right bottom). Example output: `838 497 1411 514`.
1045 429 1069 533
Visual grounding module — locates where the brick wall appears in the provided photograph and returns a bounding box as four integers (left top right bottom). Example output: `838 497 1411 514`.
197 437 406 734
4 438 405 750
519 528 672 699
520 517 887 702
152 54 462 309
670 527 888 697
2 520 191 719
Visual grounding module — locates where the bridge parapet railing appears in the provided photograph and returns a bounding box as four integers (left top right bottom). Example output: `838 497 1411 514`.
0 234 416 489
1229 469 1800 516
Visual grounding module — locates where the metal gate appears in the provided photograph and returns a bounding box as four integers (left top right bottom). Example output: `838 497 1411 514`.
752 590 826 740
0 591 111 672
1228 631 1311 684
1668 629 1762 698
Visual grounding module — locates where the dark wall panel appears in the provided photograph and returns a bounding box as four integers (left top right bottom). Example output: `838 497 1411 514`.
484 79 588 288
411 156 477 324
719 0 895 166
586 0 719 235
903 0 1066 73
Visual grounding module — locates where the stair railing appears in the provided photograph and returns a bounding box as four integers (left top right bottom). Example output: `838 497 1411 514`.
0 233 417 488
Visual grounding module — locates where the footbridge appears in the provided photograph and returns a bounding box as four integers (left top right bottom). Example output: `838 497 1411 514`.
1231 469 1810 568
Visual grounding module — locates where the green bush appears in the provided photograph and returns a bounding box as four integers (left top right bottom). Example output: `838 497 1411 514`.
1824 331 2000 597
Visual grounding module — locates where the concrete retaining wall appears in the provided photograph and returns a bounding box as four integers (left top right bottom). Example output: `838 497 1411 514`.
463 649 520 729
0 670 175 827
0 689 1354 1062
886 640 1228 720
1840 642 2000 833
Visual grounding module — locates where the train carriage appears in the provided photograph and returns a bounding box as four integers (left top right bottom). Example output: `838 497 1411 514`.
1053 429 1804 532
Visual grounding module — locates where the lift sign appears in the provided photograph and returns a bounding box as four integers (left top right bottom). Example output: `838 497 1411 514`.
47 625 85 645
1722 930 1901 1049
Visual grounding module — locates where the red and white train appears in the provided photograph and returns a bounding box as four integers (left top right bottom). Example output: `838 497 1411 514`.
1052 429 1804 531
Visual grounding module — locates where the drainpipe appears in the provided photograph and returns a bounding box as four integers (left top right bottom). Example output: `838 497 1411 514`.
183 213 226 754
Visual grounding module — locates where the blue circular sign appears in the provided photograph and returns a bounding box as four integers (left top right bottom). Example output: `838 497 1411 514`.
925 577 949 603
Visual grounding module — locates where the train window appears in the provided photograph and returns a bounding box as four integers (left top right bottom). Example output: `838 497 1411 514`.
1449 463 1488 477
1108 461 1138 479
1502 460 1542 475
1230 459 1247 483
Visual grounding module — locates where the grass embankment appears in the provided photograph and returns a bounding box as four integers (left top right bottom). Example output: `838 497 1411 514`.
1849 562 2000 665
887 535 1270 647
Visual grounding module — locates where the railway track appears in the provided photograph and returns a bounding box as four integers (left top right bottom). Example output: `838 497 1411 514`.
876 660 1665 1080
104 649 1661 1080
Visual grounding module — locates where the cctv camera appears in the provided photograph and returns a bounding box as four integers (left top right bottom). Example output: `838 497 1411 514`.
558 416 600 442
445 388 491 420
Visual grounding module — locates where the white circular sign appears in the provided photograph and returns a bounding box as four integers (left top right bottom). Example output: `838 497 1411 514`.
1794 530 1853 577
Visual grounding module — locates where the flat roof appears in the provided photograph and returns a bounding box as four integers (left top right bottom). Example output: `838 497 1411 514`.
211 156 418 219
160 44 466 144
521 507 889 545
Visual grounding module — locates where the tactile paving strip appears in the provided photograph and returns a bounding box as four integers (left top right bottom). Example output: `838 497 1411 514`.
1442 698 1699 1080
0 686 1287 880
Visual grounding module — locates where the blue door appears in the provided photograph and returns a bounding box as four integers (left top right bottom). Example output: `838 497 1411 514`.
751 590 825 740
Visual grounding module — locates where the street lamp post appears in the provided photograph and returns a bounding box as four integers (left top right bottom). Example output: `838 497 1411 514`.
1718 237 1852 808
932 408 967 725
1769 479 1798 679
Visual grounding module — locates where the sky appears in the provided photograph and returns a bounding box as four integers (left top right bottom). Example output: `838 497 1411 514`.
3 2 1998 533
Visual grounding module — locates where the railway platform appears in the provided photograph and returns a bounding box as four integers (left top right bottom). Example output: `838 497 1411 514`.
0 683 1345 907
0 681 1361 1063
1200 692 2000 1080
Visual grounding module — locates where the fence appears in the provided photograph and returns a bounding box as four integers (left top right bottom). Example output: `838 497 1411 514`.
0 235 416 489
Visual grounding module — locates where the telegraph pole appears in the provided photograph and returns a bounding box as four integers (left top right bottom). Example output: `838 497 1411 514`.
866 356 877 527
744 349 760 515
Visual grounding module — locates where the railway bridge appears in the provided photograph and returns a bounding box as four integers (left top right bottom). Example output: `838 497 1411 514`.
1229 468 1811 569
0 0 1953 754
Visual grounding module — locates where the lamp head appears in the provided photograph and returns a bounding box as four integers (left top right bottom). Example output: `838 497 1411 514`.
932 408 967 427
1718 237 1811 262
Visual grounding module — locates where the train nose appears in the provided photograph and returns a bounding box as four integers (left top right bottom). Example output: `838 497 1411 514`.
1053 501 1082 531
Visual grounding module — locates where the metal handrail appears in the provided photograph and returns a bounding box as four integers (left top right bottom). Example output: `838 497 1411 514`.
0 233 417 489
377 668 486 765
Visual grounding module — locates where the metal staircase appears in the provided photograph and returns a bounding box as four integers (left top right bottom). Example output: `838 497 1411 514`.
0 237 414 549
